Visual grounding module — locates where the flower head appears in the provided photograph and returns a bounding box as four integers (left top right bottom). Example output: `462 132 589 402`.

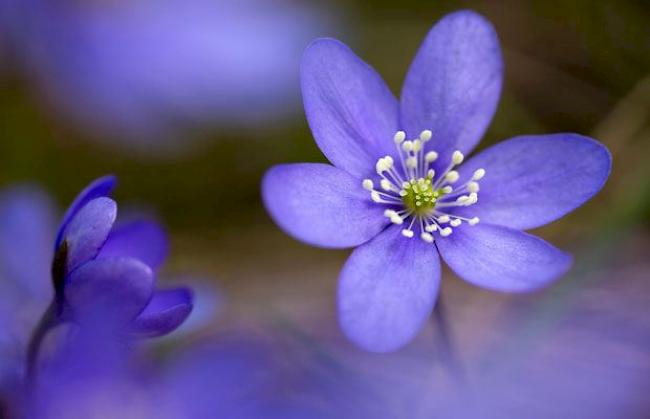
263 10 612 352
0 176 196 385
51 175 193 336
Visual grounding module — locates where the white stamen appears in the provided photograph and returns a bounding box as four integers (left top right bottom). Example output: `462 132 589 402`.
375 159 387 174
425 224 437 232
445 171 459 183
366 129 482 244
425 151 438 163
419 130 432 142
384 209 397 218
472 168 486 180
380 179 392 191
452 150 464 165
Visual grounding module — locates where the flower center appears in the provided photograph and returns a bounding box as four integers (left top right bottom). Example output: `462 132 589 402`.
362 130 485 243
401 174 444 215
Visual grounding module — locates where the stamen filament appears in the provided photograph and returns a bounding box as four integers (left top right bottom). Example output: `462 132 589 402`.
364 131 483 244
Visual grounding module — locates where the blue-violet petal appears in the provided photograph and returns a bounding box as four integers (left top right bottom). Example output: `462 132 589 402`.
338 225 440 352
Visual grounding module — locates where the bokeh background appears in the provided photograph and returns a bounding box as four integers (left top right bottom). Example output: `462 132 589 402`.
1 0 649 417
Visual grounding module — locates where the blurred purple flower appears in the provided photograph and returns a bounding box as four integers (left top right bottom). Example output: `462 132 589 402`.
1 0 332 152
49 175 192 338
23 329 333 419
0 186 55 388
262 11 612 352
0 177 195 385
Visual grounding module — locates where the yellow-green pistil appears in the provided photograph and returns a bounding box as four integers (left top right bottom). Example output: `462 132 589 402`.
401 175 446 215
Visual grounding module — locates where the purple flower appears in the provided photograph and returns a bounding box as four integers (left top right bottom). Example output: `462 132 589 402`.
262 10 612 352
1 0 332 152
0 176 195 382
49 175 193 337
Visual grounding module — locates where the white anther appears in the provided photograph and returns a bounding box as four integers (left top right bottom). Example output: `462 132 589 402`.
421 232 434 243
469 217 480 225
384 209 397 218
425 151 438 163
440 227 453 237
427 169 435 178
402 229 414 238
402 141 413 152
467 182 480 193
441 186 453 194
412 140 422 152
380 179 392 191
419 130 432 142
406 157 418 169
394 131 406 144
452 150 464 165
472 168 486 180
362 179 374 191
457 195 469 203
425 224 437 232
445 170 459 183
384 156 394 167
464 198 477 206
390 215 404 225
467 193 478 204
371 191 381 203
450 219 462 227
438 215 450 223
399 190 407 197
375 159 387 174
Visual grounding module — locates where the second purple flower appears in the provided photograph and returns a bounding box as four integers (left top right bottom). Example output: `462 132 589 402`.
25 175 193 380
